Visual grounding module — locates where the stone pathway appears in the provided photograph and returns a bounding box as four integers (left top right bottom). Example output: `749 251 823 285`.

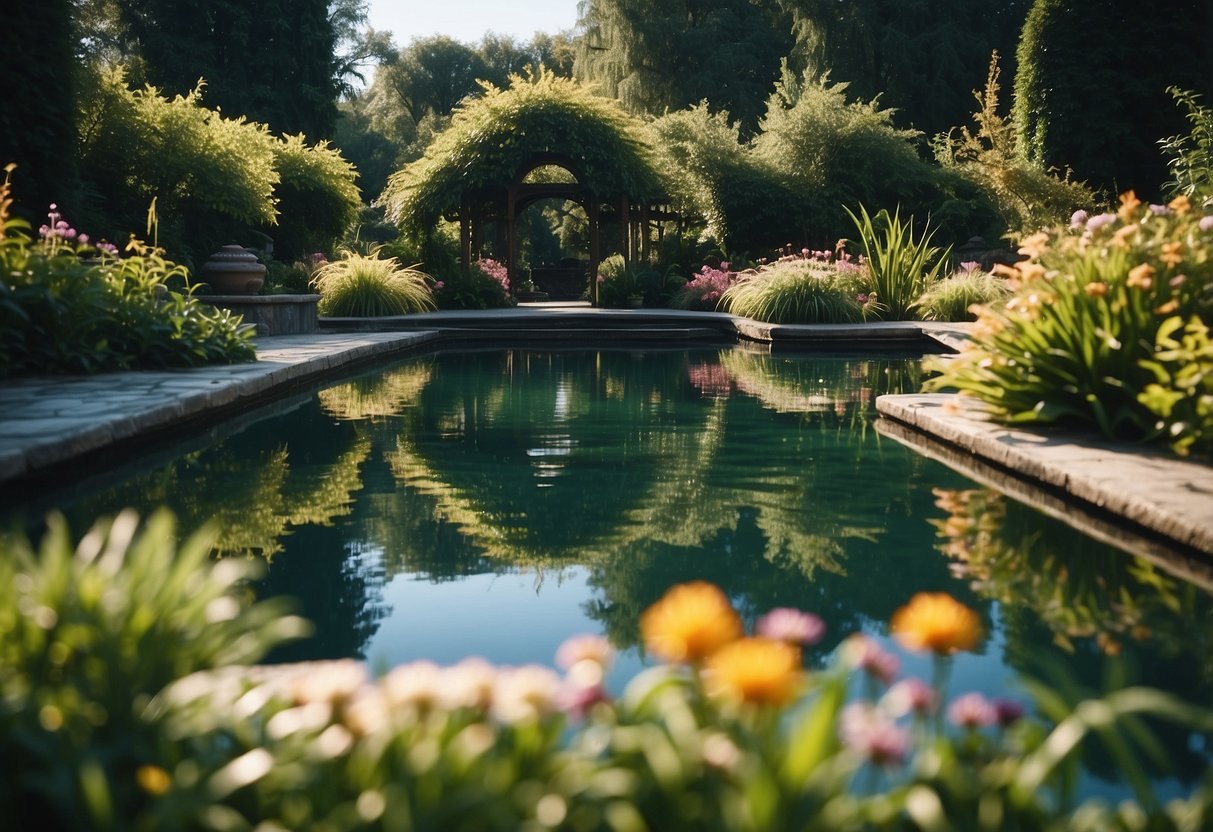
0 332 436 485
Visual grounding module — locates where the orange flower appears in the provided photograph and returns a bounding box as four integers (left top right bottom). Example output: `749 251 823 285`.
705 637 803 706
1168 194 1191 215
1084 281 1109 298
641 581 742 663
890 593 983 655
1118 190 1141 222
1017 232 1050 260
1161 241 1184 268
1127 264 1155 290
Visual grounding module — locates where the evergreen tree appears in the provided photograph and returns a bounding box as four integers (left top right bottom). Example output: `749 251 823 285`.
574 0 793 136
1013 0 1213 197
103 0 345 139
0 0 79 217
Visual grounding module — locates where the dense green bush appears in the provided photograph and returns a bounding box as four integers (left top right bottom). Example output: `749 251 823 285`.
434 259 514 310
5 512 1213 830
76 65 361 267
1161 87 1213 209
313 249 436 317
266 134 362 263
933 53 1095 236
0 172 255 377
846 205 952 321
927 194 1213 455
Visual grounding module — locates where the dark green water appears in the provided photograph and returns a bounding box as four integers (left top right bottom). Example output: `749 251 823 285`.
7 347 1213 799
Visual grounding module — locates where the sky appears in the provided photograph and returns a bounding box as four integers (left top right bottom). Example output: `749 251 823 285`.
365 0 580 46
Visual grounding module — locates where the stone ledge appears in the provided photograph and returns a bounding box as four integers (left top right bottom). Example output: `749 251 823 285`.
876 393 1213 556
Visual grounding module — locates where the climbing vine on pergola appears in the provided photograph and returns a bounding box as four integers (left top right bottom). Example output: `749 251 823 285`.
380 69 678 303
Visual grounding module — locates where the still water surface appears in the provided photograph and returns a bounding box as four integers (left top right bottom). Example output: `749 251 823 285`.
9 347 1213 799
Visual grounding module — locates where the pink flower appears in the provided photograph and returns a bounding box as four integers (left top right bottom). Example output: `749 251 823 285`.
1199 216 1213 233
882 677 935 717
948 692 997 729
992 698 1025 727
556 635 613 670
843 634 899 686
839 703 910 766
756 608 824 646
434 281 445 290
1069 209 1089 229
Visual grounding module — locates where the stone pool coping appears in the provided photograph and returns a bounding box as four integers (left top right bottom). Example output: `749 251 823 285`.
876 394 1213 557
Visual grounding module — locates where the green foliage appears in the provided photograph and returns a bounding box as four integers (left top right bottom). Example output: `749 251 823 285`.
1161 87 1213 209
265 134 361 262
594 254 682 307
434 263 513 310
0 176 255 377
926 196 1213 450
0 509 307 829
312 249 436 317
1138 315 1213 456
1012 0 1211 197
381 68 662 236
0 0 78 220
933 52 1095 236
846 204 952 321
77 65 280 263
917 267 1013 322
721 259 869 323
574 0 792 136
755 72 995 246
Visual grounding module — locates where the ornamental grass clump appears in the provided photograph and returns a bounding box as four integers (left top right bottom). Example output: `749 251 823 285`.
720 258 872 324
312 248 436 317
916 263 1013 321
926 193 1213 455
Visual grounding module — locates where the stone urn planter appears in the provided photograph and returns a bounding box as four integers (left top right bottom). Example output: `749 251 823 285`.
200 245 265 295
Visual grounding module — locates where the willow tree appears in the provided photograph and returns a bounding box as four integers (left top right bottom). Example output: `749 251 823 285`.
574 0 792 136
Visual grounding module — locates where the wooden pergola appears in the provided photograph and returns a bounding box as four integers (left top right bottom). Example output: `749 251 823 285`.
452 152 679 305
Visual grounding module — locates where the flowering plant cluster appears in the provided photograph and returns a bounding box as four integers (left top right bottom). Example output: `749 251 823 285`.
0 166 254 376
670 262 737 310
927 192 1213 455
9 508 1213 832
476 257 510 295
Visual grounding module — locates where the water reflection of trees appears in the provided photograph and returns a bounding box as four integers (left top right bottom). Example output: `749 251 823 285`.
931 486 1213 785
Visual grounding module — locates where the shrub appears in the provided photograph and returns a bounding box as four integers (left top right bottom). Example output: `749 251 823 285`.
0 510 307 829
721 258 870 324
312 249 436 317
264 134 361 263
933 52 1095 237
1161 87 1213 209
433 261 513 310
670 262 736 311
917 264 1013 322
926 193 1213 455
0 173 255 377
846 204 952 321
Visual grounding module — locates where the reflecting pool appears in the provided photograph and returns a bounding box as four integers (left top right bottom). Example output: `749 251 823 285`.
8 347 1213 800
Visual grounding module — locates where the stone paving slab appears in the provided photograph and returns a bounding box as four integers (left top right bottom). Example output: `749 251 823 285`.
876 393 1213 555
0 332 437 485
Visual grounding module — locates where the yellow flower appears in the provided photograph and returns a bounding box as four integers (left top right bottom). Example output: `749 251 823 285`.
890 593 983 655
1154 300 1180 315
705 637 803 706
1127 264 1155 290
641 581 742 663
136 765 172 795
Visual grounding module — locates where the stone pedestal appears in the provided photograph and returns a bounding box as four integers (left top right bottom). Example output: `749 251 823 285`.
198 294 320 336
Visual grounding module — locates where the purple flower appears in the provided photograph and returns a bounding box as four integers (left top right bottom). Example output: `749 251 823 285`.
959 261 981 274
434 281 445 290
947 692 997 729
1069 209 1089 229
1085 213 1117 233
839 703 910 766
1149 204 1170 215
756 608 825 646
992 698 1025 727
1199 215 1213 232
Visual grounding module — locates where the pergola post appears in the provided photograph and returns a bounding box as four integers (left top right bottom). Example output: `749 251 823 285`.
589 200 600 307
459 196 471 273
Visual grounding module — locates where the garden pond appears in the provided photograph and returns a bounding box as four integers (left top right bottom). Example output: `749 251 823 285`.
6 346 1213 800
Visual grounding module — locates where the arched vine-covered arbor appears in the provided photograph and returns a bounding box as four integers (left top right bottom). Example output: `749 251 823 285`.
380 69 677 304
